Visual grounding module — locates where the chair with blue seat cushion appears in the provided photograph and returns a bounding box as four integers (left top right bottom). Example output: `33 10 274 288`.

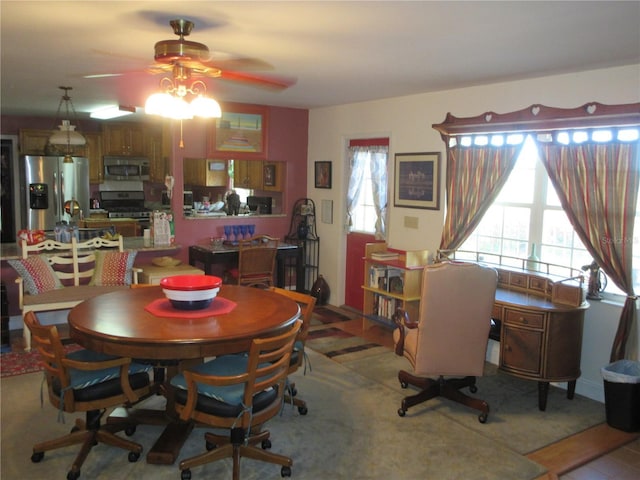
269 287 316 415
171 319 301 480
23 311 152 480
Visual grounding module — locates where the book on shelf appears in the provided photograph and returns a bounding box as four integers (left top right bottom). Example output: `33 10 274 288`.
370 251 400 261
369 265 387 288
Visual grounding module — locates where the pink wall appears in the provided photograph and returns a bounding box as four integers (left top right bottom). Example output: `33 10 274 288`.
1 105 309 313
164 104 309 264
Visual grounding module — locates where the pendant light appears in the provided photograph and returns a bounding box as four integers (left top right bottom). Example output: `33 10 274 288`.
49 86 86 163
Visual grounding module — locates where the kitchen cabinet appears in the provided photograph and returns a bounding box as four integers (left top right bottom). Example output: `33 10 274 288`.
233 160 263 189
146 123 171 182
19 129 103 184
361 242 429 329
81 218 140 237
262 161 285 192
184 159 228 187
102 123 145 156
19 129 53 155
84 132 103 183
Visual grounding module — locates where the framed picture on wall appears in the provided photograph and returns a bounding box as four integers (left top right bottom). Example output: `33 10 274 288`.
394 152 440 210
315 161 332 189
210 104 268 160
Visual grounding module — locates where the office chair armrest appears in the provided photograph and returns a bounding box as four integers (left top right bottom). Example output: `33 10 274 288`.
392 308 417 355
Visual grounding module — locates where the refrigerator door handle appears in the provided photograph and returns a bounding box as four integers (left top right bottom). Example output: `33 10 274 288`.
53 171 58 217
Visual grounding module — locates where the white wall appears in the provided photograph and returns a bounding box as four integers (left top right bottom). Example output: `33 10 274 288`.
307 64 640 402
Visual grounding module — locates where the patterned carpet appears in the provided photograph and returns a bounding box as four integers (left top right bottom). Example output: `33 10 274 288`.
0 343 82 378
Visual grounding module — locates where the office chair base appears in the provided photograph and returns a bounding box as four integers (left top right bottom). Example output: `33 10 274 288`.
179 428 293 480
397 370 490 423
31 413 143 479
285 382 308 415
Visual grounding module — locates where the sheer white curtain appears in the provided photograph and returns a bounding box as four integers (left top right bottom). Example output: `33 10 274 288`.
346 145 389 239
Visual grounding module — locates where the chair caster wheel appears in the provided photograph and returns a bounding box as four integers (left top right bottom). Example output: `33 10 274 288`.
298 406 308 415
206 440 216 451
262 439 272 449
31 451 44 463
181 469 192 480
281 465 292 477
70 426 80 434
125 426 136 436
128 451 140 462
400 381 408 389
67 469 80 480
469 385 478 393
398 408 406 417
478 412 488 423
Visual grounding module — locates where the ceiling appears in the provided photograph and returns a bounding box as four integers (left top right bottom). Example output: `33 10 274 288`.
1 1 639 121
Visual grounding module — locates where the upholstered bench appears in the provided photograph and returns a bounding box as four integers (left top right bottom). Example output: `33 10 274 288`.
9 236 140 351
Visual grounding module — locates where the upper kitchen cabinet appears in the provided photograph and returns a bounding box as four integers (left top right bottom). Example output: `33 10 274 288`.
146 123 171 182
102 123 145 156
262 161 285 192
19 129 53 155
83 132 103 183
233 160 263 189
18 129 103 183
184 159 228 187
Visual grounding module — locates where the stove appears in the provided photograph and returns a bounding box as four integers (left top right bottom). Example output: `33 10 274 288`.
99 191 151 219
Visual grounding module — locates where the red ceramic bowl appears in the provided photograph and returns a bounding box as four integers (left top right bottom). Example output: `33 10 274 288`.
160 275 222 291
160 275 223 310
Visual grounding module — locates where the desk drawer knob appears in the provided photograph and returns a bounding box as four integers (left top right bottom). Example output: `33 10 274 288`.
519 316 528 324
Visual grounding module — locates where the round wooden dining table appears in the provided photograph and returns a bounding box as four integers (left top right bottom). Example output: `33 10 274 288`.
67 284 300 465
68 284 300 360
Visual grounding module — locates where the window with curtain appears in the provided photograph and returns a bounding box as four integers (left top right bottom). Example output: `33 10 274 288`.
459 127 640 295
346 139 389 238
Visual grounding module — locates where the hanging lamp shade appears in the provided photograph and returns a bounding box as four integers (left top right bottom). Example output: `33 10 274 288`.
49 120 86 145
48 86 86 147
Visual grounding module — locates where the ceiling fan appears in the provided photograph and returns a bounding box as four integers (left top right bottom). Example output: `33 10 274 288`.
147 18 295 90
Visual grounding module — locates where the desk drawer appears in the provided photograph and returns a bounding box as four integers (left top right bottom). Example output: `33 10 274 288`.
504 308 544 328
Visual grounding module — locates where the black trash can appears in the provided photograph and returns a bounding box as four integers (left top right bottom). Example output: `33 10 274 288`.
601 360 640 432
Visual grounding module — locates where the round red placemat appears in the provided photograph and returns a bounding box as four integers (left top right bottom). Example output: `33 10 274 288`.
144 297 237 318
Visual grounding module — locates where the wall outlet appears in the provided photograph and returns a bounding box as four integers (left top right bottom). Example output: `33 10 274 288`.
404 216 419 229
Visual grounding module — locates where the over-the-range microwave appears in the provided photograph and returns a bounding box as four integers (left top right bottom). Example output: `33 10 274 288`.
103 156 150 181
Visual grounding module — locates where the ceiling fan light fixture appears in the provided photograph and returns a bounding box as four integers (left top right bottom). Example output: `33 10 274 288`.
191 95 221 118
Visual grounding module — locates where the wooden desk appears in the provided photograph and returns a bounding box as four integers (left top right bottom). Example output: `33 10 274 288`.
68 285 300 463
492 286 588 412
189 242 304 292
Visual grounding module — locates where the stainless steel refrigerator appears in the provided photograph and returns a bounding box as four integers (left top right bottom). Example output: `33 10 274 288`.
21 156 90 231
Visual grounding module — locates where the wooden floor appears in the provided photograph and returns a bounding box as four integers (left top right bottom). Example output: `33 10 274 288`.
10 313 640 479
332 316 640 480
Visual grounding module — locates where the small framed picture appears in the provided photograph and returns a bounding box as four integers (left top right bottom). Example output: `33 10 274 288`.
315 161 332 189
394 152 441 210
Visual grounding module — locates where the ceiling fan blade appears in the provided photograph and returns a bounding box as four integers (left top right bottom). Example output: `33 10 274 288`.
218 70 296 90
199 55 274 72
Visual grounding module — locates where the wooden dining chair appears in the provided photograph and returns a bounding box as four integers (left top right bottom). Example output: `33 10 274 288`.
269 286 316 415
226 235 279 288
23 311 152 480
171 319 301 480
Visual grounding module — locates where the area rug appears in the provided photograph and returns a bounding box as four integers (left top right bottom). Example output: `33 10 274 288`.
1 349 548 480
306 326 388 363
339 349 607 455
0 344 82 378
311 305 356 325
